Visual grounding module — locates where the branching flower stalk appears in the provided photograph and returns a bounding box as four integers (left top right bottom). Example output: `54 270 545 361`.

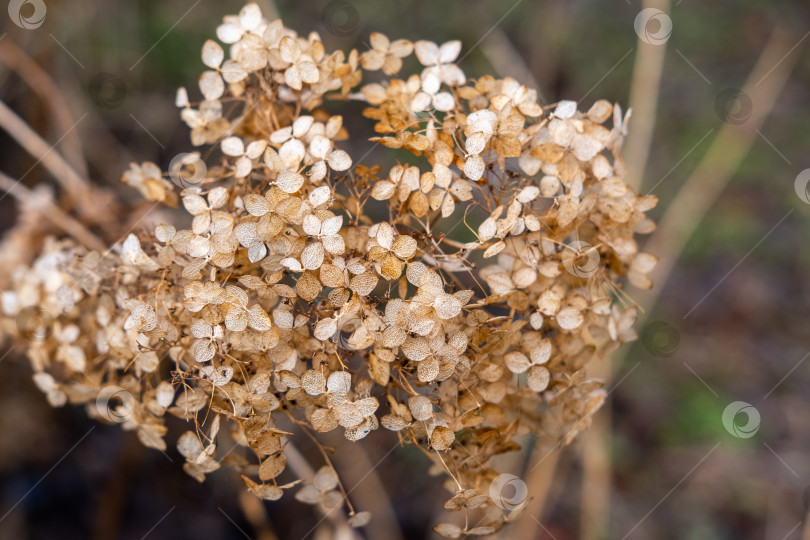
0 3 658 535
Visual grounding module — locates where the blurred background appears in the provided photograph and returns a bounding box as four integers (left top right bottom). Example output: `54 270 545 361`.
1 0 809 538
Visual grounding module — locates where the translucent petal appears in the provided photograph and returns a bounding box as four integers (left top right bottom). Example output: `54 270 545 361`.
369 32 390 51
222 60 248 83
199 71 224 101
361 50 385 71
438 40 462 63
292 116 315 137
371 181 395 200
440 64 466 86
202 40 224 69
321 216 343 236
414 40 439 66
245 140 268 159
314 318 338 341
321 234 344 255
235 157 252 178
285 66 302 90
327 150 352 171
175 87 189 108
301 242 325 270
391 235 417 259
303 214 322 236
279 36 300 64
281 257 303 272
465 132 488 155
248 242 267 262
182 194 208 215
467 110 497 133
433 294 462 319
409 395 432 421
411 92 431 112
247 305 272 331
375 222 394 250
554 100 577 119
239 3 263 31
216 23 243 44
464 155 485 180
276 170 305 193
270 126 292 144
309 135 332 159
421 73 441 95
155 224 176 243
309 186 331 207
279 140 305 166
207 187 228 209
433 92 455 111
327 371 351 394
298 61 320 84
221 136 245 157
389 39 413 58
225 308 248 332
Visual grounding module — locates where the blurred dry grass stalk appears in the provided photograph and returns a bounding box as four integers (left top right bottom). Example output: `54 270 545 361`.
0 3 661 536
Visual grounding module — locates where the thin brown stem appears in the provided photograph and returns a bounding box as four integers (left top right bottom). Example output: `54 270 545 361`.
0 39 88 179
504 447 561 540
282 436 361 540
580 360 613 540
330 436 405 540
479 28 544 102
0 170 107 252
0 99 102 220
237 490 280 540
645 27 797 311
624 0 671 191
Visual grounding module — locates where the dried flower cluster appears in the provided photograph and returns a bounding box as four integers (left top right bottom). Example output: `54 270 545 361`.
0 3 658 535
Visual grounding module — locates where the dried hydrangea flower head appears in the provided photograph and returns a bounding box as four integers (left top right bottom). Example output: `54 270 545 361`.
0 3 658 535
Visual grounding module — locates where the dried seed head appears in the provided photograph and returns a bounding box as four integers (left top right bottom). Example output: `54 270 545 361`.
2 3 659 535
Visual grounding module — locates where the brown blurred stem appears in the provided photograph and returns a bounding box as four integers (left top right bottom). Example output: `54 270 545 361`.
580 360 612 540
504 447 561 540
0 99 101 220
0 170 107 251
256 0 280 20
645 27 797 307
282 438 361 540
330 438 404 540
480 28 544 101
581 26 797 539
624 0 671 191
237 491 280 540
582 29 797 539
509 24 797 540
0 38 89 179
